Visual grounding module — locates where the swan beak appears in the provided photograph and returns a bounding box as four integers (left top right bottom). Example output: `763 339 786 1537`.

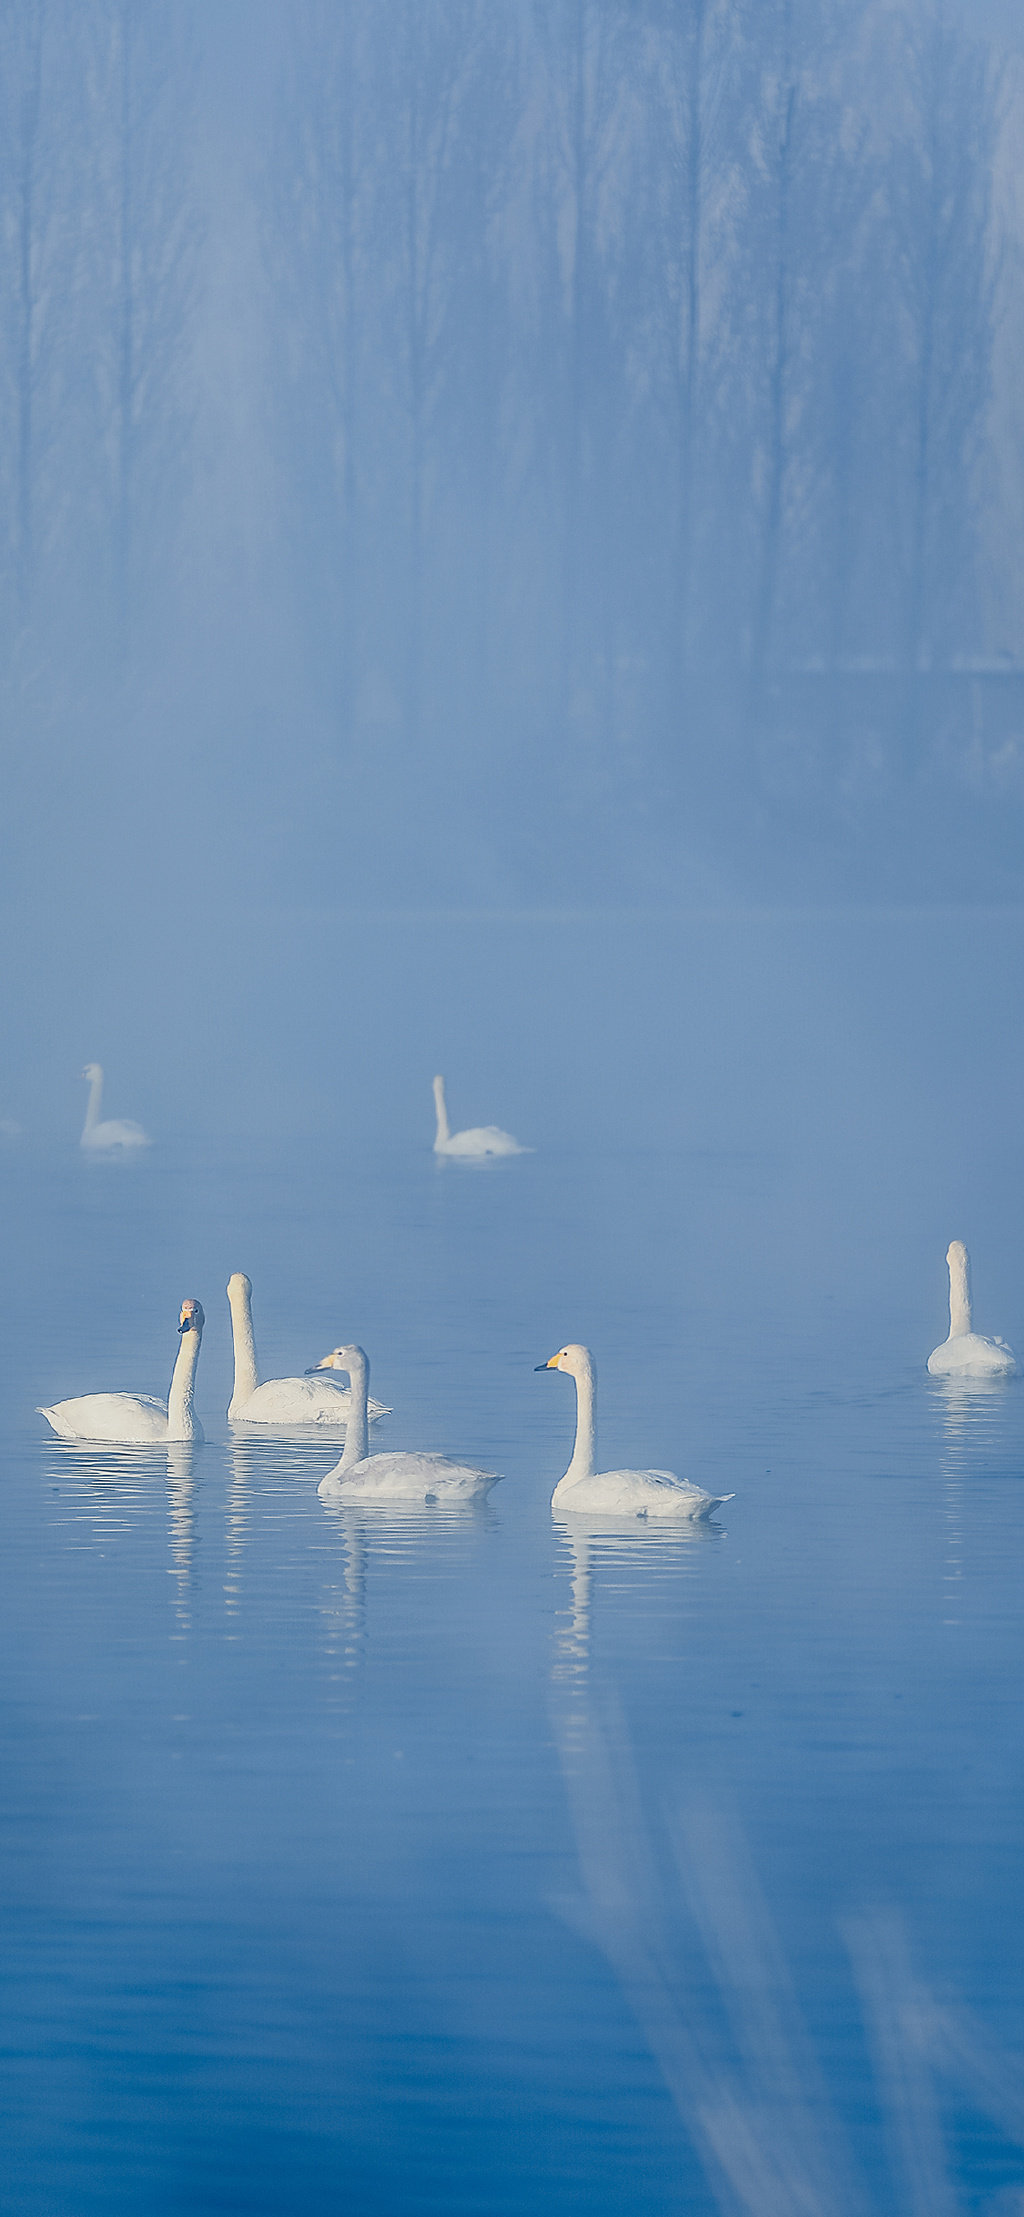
304 1357 332 1374
535 1356 559 1370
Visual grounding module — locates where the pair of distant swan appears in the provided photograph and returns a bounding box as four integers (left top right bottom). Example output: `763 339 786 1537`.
80 1064 150 1152
77 1067 524 1160
927 1240 1018 1378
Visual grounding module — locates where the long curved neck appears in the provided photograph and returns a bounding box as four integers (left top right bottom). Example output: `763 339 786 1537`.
227 1281 259 1413
433 1077 450 1147
949 1248 972 1338
83 1070 103 1136
338 1352 370 1470
167 1329 202 1441
564 1356 596 1483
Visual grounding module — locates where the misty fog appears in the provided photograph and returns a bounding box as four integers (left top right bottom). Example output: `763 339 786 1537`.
2 1 1024 1153
5 11 1024 2213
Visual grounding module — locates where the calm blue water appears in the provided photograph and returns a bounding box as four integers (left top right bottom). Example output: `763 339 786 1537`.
3 915 1024 2214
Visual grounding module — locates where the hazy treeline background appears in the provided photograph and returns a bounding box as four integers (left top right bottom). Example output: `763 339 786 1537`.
1 0 1023 919
2 0 1024 1142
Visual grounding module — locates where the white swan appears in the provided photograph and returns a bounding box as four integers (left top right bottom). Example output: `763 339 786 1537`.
927 1241 1018 1378
226 1274 390 1426
317 1346 499 1502
538 1344 732 1517
80 1063 149 1151
39 1300 206 1443
432 1074 526 1157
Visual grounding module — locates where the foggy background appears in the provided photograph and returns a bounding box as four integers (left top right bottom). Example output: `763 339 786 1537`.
2 0 1024 1145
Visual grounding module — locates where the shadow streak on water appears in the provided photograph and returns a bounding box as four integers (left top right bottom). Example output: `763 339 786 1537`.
552 1696 1024 2217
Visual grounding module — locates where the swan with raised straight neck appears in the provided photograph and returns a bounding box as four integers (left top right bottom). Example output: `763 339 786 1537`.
315 1345 499 1502
39 1301 205 1443
80 1063 150 1151
537 1343 732 1518
226 1274 391 1425
927 1241 1018 1377
432 1075 526 1158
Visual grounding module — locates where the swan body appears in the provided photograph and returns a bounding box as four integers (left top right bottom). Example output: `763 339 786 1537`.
432 1074 525 1158
39 1300 205 1443
927 1241 1018 1378
226 1276 390 1425
80 1063 149 1152
317 1346 499 1503
538 1343 731 1518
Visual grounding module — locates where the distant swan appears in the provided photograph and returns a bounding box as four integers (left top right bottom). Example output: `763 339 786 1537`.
318 1346 499 1502
927 1241 1018 1378
80 1063 149 1151
432 1074 526 1158
537 1343 732 1517
227 1274 390 1426
39 1300 205 1443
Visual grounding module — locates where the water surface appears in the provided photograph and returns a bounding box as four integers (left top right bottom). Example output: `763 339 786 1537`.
2 922 1024 2213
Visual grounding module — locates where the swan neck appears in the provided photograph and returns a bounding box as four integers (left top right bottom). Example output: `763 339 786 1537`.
338 1353 370 1469
83 1069 103 1136
227 1280 259 1413
565 1357 596 1483
433 1077 450 1147
949 1248 972 1338
167 1327 202 1441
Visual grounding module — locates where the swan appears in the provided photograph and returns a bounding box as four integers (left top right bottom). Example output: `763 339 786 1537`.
226 1274 390 1425
432 1075 526 1158
317 1346 499 1503
927 1241 1018 1378
39 1300 206 1443
537 1344 732 1517
80 1064 149 1151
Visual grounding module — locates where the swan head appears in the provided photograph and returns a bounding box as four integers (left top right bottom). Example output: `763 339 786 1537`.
433 1075 446 1100
536 1343 592 1381
947 1240 969 1271
226 1272 252 1300
82 1062 103 1082
178 1299 205 1335
306 1344 367 1379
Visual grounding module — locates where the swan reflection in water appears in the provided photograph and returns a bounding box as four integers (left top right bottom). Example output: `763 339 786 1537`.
929 1371 1015 1632
551 1515 723 1691
316 1495 498 1697
165 1443 197 1617
41 1438 199 1622
224 1432 260 1620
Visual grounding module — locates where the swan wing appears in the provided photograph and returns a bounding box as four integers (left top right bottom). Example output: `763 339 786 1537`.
553 1466 729 1518
442 1125 526 1157
39 1392 170 1443
233 1376 392 1425
320 1450 499 1502
83 1118 150 1150
928 1332 1019 1377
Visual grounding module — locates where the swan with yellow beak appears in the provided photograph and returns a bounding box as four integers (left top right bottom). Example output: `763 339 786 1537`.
538 1343 732 1518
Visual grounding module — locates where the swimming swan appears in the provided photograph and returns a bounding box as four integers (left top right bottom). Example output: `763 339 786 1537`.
432 1075 526 1158
80 1063 150 1151
317 1346 499 1502
39 1300 205 1443
927 1241 1018 1378
227 1274 390 1425
537 1343 732 1517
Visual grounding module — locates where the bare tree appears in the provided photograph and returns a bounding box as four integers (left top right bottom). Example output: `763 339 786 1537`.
890 3 1002 672
85 0 199 655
